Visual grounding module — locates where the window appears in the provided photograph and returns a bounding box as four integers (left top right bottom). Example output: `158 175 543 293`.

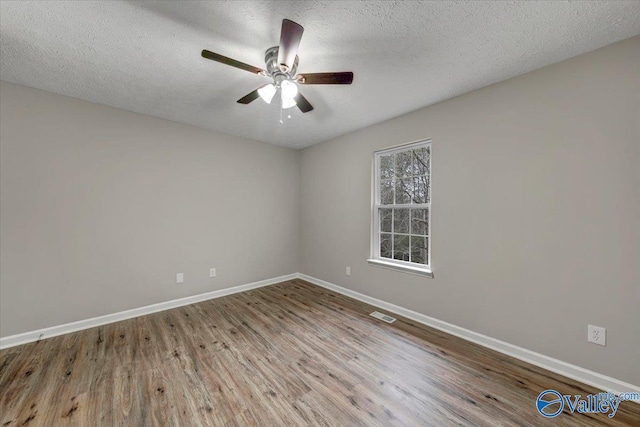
369 140 432 276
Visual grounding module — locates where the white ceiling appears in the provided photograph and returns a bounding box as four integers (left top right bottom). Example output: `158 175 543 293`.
1 1 639 148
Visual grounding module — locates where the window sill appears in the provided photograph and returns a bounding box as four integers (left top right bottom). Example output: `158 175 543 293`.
367 259 434 278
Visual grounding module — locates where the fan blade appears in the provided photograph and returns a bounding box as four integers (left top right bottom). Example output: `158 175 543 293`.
296 72 353 85
237 85 268 104
201 50 265 75
277 19 304 72
294 92 314 113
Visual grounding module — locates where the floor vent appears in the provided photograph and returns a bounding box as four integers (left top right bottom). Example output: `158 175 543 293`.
370 311 396 323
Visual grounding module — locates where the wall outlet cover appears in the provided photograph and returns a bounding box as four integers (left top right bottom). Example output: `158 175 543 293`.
176 273 184 284
587 324 606 346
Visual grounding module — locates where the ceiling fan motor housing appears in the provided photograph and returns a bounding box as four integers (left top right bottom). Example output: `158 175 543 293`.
265 46 298 79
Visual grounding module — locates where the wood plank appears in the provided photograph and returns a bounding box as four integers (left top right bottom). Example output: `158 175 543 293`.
1 279 638 426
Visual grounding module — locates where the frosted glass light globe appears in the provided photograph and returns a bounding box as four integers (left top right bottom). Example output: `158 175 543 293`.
258 84 276 104
280 80 298 100
281 95 297 109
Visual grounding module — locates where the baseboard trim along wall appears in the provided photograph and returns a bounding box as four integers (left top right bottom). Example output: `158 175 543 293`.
2 271 638 402
296 273 640 401
0 273 298 350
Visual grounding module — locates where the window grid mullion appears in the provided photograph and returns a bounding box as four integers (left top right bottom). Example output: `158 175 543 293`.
375 203 430 209
391 208 394 259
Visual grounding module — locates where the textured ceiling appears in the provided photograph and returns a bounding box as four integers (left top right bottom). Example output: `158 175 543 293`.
1 1 639 148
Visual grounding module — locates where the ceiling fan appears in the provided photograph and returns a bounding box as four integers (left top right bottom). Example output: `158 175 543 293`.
201 19 353 120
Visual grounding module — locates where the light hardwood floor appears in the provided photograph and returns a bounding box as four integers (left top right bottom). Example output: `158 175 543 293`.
1 279 638 426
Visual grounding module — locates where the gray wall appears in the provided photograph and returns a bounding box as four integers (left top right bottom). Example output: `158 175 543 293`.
0 81 300 336
300 36 640 385
2 37 638 386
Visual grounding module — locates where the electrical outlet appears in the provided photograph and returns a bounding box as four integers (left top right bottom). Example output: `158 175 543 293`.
176 273 184 284
587 325 606 346
209 268 216 278
346 266 351 276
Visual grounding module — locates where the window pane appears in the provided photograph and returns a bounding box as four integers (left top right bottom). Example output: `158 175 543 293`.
411 209 428 236
379 208 392 233
393 234 410 261
380 179 394 204
413 175 428 204
380 155 394 180
411 236 428 265
394 208 410 234
395 178 412 204
395 150 412 178
413 146 430 176
380 233 392 259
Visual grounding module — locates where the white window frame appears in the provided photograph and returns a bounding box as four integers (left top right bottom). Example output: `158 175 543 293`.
368 139 433 278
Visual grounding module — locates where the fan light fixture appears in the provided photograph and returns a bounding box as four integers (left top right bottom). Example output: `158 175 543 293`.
280 80 298 110
258 84 276 104
201 18 354 122
281 96 297 109
280 80 298 100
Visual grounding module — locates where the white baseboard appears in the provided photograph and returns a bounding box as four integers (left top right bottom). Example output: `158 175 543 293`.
0 273 297 350
3 271 637 403
297 273 640 401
